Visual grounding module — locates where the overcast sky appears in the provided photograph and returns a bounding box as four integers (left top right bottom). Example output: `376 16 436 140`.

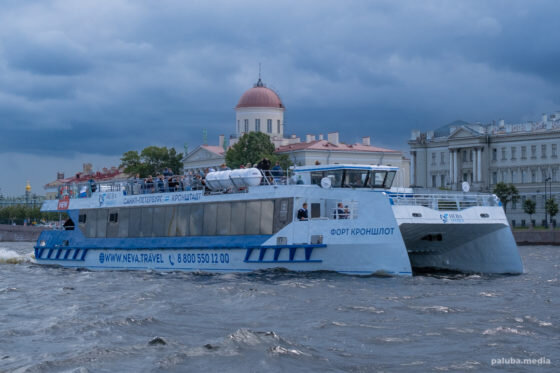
1 0 559 196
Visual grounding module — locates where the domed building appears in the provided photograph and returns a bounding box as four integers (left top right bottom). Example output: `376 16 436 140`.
182 77 410 188
232 78 298 147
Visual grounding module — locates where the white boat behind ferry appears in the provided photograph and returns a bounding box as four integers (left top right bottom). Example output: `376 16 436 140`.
35 164 523 275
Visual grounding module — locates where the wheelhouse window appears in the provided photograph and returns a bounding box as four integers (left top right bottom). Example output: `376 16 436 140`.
308 169 396 189
343 170 370 188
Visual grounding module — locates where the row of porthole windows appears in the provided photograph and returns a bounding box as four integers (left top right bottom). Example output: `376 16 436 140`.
238 119 281 134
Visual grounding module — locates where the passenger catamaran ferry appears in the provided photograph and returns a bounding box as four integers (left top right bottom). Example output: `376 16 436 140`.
36 165 523 275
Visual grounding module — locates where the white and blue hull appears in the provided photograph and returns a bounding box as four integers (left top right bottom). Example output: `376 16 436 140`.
36 182 523 276
36 186 413 276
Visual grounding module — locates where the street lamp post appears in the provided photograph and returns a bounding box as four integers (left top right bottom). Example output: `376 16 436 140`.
545 177 552 227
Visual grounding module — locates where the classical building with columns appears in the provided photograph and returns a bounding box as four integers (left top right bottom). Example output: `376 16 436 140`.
409 113 560 227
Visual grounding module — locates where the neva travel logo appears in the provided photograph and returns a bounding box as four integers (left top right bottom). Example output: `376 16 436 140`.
440 213 464 223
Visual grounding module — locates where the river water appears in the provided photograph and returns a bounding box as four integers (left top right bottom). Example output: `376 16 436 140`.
0 243 558 372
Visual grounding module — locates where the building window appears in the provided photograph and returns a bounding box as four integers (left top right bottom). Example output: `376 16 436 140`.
431 153 436 165
521 146 527 159
521 169 526 183
463 173 468 182
277 120 281 133
255 119 261 132
267 119 272 133
511 219 516 227
440 152 445 165
531 170 536 183
511 170 516 183
531 145 537 159
244 119 249 133
501 147 506 160
511 146 516 160
541 144 547 158
440 174 445 187
237 120 240 133
492 172 497 184
521 219 526 227
492 148 497 161
552 144 557 158
542 169 548 181
432 175 436 187
553 168 557 182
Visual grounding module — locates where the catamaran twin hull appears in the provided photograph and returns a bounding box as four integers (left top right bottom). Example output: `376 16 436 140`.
36 184 523 276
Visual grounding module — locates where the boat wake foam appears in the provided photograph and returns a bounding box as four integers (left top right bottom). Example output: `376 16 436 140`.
0 248 35 264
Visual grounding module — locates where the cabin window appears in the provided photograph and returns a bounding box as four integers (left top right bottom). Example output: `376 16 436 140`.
78 214 87 224
96 209 107 238
109 213 118 223
78 199 291 239
311 203 321 218
311 171 324 185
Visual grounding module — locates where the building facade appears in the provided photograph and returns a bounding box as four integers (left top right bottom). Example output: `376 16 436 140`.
276 134 410 188
409 113 560 227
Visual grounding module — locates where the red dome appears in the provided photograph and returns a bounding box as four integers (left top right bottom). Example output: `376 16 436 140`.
236 80 284 109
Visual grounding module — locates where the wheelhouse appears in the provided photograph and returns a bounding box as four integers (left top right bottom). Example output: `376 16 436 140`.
292 165 398 189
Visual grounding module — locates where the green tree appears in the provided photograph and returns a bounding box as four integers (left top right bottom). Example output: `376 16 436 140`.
523 198 536 226
225 132 287 169
120 146 183 177
493 182 519 213
545 198 558 225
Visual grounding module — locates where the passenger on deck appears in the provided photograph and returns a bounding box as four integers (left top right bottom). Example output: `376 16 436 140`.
168 177 178 192
271 162 283 182
193 174 203 190
257 157 271 171
157 174 165 193
145 176 154 193
89 178 97 193
297 203 309 221
335 202 348 219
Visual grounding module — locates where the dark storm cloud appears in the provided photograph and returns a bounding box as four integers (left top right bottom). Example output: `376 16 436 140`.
0 0 559 162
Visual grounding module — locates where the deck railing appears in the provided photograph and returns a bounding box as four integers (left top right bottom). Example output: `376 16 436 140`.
388 193 501 211
51 169 297 200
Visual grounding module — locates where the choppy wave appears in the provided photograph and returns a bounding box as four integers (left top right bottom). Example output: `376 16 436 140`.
0 248 34 264
482 326 534 336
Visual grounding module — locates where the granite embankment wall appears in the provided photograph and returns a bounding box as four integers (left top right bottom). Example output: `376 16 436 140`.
0 224 43 242
513 230 560 246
